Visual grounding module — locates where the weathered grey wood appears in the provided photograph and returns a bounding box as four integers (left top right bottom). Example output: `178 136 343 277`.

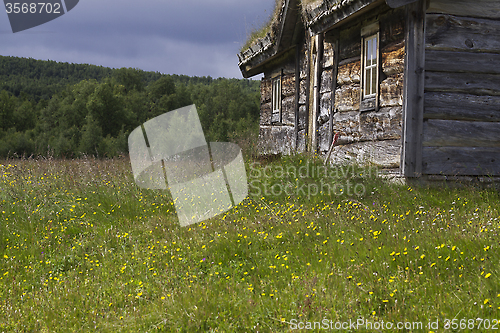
382 41 405 76
328 139 402 168
295 45 300 149
424 92 500 122
380 74 404 107
337 59 361 85
307 0 383 36
339 22 362 61
260 102 272 125
402 0 426 177
335 84 360 112
304 35 312 151
426 14 500 53
330 36 340 146
386 0 418 9
423 119 500 147
425 72 500 95
423 147 500 175
425 50 500 75
427 0 500 20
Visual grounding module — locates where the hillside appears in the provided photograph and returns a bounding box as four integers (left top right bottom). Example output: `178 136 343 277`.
0 55 260 158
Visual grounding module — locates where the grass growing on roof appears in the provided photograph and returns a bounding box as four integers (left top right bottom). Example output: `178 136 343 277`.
0 155 499 331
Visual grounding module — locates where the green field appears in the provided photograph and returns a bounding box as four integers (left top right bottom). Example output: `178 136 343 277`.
0 155 499 332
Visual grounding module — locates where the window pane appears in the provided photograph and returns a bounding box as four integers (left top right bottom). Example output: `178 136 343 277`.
366 39 372 66
371 67 377 95
372 36 377 64
365 68 371 96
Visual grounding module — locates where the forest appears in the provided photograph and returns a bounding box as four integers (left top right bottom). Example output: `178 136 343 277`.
0 55 260 158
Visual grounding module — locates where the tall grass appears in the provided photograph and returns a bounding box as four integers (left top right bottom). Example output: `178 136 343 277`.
0 155 498 331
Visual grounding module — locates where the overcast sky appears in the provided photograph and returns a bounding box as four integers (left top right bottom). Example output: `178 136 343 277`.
1 0 275 79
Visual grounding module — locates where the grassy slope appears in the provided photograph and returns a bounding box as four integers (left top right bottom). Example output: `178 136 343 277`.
0 155 499 332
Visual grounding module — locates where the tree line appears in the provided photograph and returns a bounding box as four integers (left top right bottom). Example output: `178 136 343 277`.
0 56 260 158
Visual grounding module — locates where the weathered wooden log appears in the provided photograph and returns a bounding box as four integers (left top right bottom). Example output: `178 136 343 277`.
322 42 335 68
382 42 405 76
332 110 360 142
426 14 500 53
335 84 360 112
260 79 271 103
402 0 426 177
380 74 404 107
359 106 403 141
328 139 401 168
299 79 307 104
317 122 330 152
320 68 333 93
281 96 296 126
260 102 272 125
282 75 296 97
425 71 500 95
386 0 418 8
298 105 307 131
427 0 500 20
423 119 500 147
425 50 500 74
339 23 362 61
258 125 296 155
424 92 500 122
297 129 307 153
337 60 361 85
319 92 332 124
422 146 500 175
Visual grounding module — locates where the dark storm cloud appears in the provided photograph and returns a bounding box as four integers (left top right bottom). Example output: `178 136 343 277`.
1 0 275 78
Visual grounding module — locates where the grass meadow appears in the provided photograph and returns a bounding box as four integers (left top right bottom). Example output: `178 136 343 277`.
0 154 499 332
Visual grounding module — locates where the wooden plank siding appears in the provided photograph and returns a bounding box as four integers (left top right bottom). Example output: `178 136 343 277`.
423 119 500 147
423 0 500 176
425 92 500 122
401 0 426 177
427 0 500 20
422 147 500 175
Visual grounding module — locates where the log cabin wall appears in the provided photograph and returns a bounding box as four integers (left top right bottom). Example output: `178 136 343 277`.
423 0 500 176
324 6 406 169
258 43 307 155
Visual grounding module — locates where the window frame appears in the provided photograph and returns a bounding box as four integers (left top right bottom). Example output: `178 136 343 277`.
360 22 380 111
271 74 282 123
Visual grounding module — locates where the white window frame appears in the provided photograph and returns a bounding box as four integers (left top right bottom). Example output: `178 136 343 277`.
363 34 378 99
360 22 380 111
272 75 282 119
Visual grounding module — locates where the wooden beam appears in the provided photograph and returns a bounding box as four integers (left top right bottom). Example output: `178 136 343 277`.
425 50 500 75
401 0 426 177
424 92 500 122
329 31 340 147
426 14 500 54
295 45 301 150
423 147 500 176
423 119 500 147
425 72 500 96
427 0 500 20
385 0 418 9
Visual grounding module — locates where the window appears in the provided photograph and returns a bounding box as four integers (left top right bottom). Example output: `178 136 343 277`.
363 34 378 98
360 22 379 111
272 76 281 122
